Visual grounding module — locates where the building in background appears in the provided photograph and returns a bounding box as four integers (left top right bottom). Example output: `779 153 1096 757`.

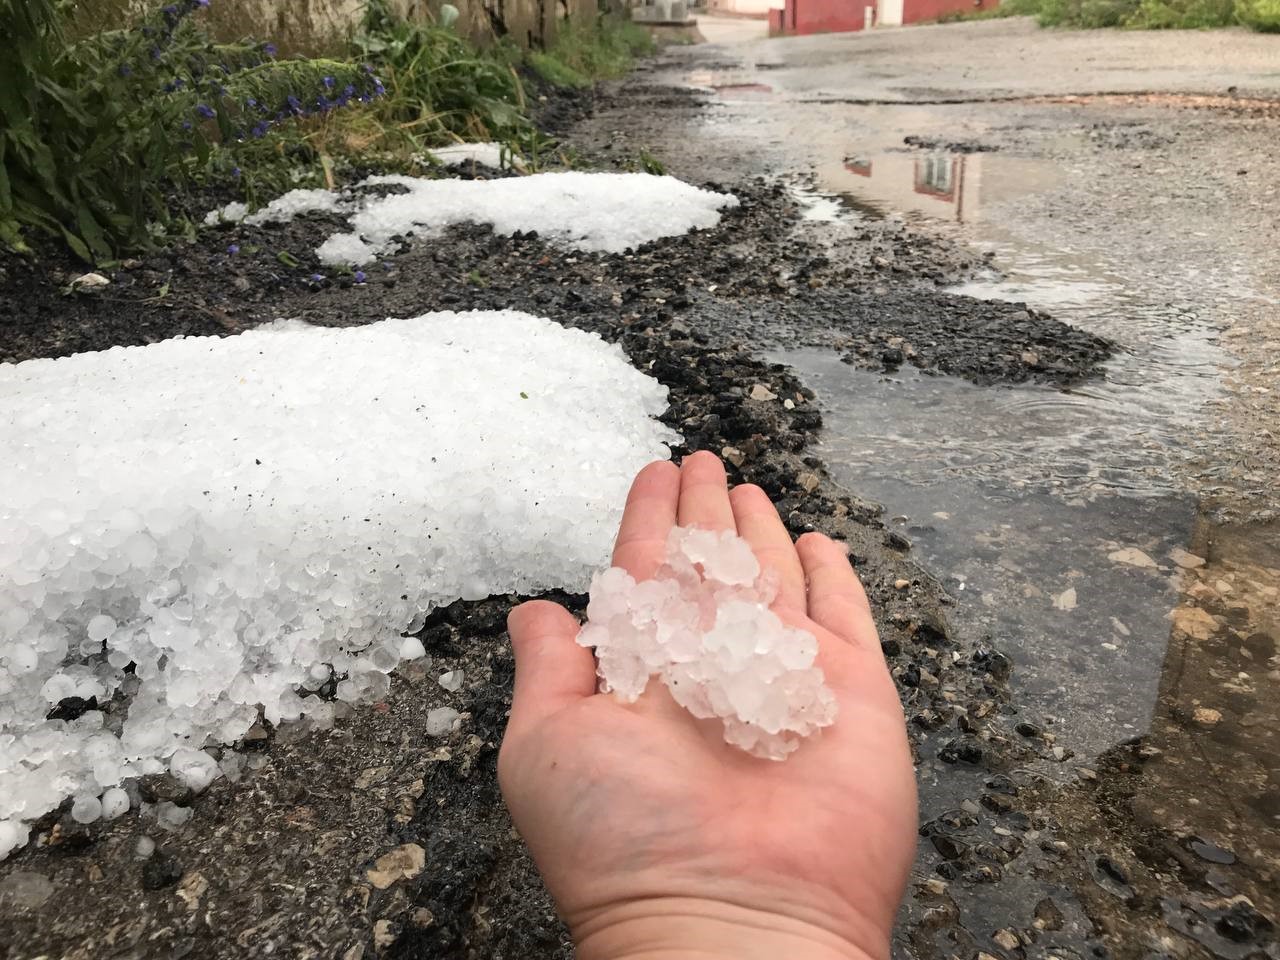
765 0 996 36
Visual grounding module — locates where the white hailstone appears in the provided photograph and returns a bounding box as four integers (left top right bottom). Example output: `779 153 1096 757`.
100 787 130 820
425 707 460 737
134 835 156 859
0 822 31 860
437 670 464 693
243 188 344 226
155 802 193 831
170 749 220 793
578 526 838 761
70 795 102 824
86 615 117 643
428 142 507 169
399 636 427 661
0 311 676 856
316 172 738 266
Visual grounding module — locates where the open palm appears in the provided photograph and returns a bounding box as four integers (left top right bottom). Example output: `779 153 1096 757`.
498 453 918 960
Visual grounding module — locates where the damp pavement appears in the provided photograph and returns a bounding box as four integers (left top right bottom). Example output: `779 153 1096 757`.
2 17 1279 960
573 17 1280 960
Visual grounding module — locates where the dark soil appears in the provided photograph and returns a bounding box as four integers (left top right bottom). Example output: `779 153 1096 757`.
0 69 1120 960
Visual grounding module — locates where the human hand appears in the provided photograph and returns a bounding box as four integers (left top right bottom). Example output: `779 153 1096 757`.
498 452 918 960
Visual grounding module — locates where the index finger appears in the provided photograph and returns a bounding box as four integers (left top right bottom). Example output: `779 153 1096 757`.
611 460 680 581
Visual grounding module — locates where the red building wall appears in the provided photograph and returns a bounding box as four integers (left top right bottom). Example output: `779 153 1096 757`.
769 0 867 35
769 0 989 35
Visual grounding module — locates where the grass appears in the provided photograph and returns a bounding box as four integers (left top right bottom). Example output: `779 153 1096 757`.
938 0 1278 28
528 17 655 88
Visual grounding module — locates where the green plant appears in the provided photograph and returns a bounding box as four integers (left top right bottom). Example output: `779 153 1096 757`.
0 0 379 261
351 0 535 149
531 16 655 88
987 0 1269 25
1131 0 1235 25
1234 0 1280 25
528 50 591 88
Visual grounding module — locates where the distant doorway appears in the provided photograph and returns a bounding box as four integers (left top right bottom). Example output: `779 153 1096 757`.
877 0 904 25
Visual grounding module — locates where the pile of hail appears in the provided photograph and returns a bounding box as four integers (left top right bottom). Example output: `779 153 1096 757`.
577 527 837 760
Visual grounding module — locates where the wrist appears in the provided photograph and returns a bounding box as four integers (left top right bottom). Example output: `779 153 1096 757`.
573 897 884 960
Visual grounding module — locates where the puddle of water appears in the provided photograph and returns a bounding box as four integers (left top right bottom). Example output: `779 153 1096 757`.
778 348 1227 760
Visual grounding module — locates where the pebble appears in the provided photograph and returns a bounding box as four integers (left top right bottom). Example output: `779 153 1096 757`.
437 669 465 692
1108 547 1157 569
1193 707 1223 726
1189 837 1236 864
894 578 911 590
749 383 777 401
992 928 1021 950
373 919 397 949
69 272 110 292
366 842 426 890
930 834 970 860
141 851 183 890
1033 897 1065 931
1169 547 1206 569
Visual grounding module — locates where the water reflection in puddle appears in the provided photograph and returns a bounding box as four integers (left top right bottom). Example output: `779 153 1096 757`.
811 150 1060 225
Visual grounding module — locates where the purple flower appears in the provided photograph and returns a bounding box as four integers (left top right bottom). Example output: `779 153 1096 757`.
118 64 132 77
246 97 257 108
227 244 240 254
354 271 367 283
195 103 215 119
286 94 302 114
194 0 210 7
231 166 241 178
310 273 325 283
181 120 193 130
323 76 335 89
251 120 270 138
262 42 277 57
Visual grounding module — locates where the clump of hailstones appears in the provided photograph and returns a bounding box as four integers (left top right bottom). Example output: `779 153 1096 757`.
577 527 837 760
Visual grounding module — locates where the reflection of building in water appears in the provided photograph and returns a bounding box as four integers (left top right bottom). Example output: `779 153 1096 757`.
819 150 1061 224
823 153 982 222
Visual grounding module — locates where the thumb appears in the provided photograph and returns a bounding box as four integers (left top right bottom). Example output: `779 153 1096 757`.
506 599 598 734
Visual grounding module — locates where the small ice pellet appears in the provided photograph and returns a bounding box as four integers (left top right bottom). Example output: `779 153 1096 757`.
578 526 837 761
169 749 221 793
437 670 464 692
70 795 102 824
425 707 460 737
0 822 30 860
134 835 156 859
155 802 193 831
100 787 130 820
399 636 426 661
86 615 116 643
